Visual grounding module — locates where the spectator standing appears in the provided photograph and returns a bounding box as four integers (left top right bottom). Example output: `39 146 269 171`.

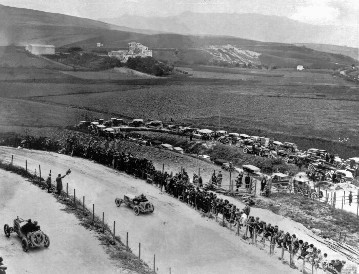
56 173 67 196
245 174 251 189
348 191 353 206
46 172 52 193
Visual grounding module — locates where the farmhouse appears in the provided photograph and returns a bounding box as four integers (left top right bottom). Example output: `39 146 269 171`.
25 44 55 55
297 65 304 71
108 42 152 62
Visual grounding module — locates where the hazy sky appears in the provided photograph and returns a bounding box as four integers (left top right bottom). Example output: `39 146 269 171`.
0 0 358 26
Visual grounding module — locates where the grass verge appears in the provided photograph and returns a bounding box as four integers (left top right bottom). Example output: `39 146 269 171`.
0 160 154 274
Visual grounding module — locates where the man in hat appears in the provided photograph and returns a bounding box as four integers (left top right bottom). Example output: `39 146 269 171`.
46 172 52 193
56 173 68 196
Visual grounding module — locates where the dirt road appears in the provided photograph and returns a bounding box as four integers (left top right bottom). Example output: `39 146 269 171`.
0 147 299 274
0 169 122 274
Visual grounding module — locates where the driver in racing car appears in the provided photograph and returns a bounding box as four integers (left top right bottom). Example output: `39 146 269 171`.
133 194 147 204
21 219 40 236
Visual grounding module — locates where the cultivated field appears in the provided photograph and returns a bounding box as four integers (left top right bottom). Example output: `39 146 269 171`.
30 79 359 156
0 65 358 157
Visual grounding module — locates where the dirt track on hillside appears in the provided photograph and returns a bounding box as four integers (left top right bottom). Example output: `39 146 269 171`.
0 169 121 274
0 147 301 274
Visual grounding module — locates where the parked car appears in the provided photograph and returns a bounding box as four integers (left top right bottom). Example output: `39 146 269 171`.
173 147 184 154
4 217 50 252
146 120 163 128
129 119 145 127
282 142 298 153
161 143 173 151
115 194 154 215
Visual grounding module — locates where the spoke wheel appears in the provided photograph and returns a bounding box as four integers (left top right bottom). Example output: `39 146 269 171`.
4 224 10 237
133 206 140 216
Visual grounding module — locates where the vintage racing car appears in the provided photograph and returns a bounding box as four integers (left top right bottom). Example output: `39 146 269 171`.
115 194 154 215
4 217 50 252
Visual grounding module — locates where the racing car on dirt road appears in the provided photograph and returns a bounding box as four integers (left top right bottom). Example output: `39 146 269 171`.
115 194 154 215
4 217 50 252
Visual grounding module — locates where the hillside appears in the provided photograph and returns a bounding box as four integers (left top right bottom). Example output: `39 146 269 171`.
0 4 357 69
0 4 154 46
100 12 359 48
296 43 359 61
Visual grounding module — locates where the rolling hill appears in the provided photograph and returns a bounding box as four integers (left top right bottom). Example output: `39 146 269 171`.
295 44 359 61
0 4 357 69
100 12 359 48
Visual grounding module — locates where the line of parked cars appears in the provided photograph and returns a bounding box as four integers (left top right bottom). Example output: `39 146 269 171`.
76 118 359 183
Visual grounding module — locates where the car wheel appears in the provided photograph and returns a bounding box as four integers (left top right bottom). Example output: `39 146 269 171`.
22 237 29 252
43 234 50 248
115 198 122 207
150 205 154 213
4 224 11 237
243 148 248 154
133 206 140 216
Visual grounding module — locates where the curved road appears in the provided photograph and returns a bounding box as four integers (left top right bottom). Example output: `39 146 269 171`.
0 147 298 274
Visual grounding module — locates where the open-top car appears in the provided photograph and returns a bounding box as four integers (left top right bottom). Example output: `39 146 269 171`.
4 217 50 252
115 194 154 215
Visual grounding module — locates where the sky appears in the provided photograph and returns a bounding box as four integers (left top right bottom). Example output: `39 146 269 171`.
0 0 358 27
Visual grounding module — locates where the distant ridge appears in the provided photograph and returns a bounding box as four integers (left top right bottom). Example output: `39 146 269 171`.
0 4 357 69
100 12 359 48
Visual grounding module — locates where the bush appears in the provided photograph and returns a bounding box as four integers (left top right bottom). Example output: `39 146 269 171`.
126 57 173 76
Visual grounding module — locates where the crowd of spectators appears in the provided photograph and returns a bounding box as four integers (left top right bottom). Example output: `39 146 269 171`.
8 133 351 273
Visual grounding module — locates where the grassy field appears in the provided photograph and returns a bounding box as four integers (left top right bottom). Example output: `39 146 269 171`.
0 63 358 158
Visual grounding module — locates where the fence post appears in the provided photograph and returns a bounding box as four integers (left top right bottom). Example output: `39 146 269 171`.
67 183 68 197
333 192 336 208
280 247 284 260
39 165 42 183
25 160 27 172
154 254 156 272
302 258 305 273
74 189 76 207
113 221 115 240
342 197 343 209
126 232 129 250
139 242 141 260
102 212 105 233
11 155 13 165
162 163 164 174
92 204 95 224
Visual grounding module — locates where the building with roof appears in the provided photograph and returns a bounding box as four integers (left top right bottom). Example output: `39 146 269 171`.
108 42 152 62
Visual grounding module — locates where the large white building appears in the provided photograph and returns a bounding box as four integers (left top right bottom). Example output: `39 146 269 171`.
25 44 55 55
108 42 152 62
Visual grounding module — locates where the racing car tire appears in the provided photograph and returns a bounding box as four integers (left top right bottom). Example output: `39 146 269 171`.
115 198 122 207
4 224 11 237
29 231 44 247
133 206 140 216
22 237 29 252
43 234 50 248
